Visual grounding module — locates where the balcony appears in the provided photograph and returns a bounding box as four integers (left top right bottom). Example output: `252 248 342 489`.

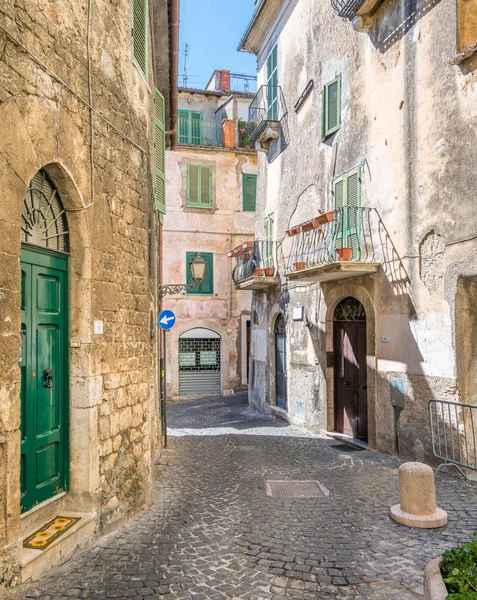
227 240 278 290
331 0 383 22
246 85 287 151
285 207 382 283
179 118 223 147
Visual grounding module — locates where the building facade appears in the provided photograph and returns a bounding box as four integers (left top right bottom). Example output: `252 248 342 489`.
237 0 477 461
163 73 257 398
0 0 170 593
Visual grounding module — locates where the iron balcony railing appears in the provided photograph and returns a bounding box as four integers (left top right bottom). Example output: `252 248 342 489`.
331 0 367 19
230 240 278 284
178 118 223 147
285 207 385 273
246 85 287 144
230 73 257 94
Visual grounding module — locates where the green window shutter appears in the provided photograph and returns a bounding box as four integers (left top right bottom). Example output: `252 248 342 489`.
187 165 212 207
332 167 361 260
178 110 203 145
154 88 166 216
186 252 214 295
132 0 147 77
322 74 341 140
267 45 278 120
243 174 257 212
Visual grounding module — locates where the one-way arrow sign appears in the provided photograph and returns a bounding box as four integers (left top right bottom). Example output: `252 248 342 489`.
158 309 176 330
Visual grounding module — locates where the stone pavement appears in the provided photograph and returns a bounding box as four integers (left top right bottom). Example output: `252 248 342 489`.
17 395 477 600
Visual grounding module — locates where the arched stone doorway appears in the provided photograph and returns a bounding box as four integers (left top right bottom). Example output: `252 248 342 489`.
333 297 368 442
178 328 221 396
20 169 70 513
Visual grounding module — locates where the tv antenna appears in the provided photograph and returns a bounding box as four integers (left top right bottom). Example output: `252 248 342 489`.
182 43 189 88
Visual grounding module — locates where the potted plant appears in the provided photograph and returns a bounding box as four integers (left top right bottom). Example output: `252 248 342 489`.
294 261 306 271
425 533 477 600
254 268 264 276
335 247 352 261
264 267 276 276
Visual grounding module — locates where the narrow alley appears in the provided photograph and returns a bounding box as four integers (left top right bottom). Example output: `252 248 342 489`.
17 396 477 600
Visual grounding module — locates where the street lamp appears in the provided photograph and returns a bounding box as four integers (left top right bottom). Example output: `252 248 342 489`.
158 252 206 298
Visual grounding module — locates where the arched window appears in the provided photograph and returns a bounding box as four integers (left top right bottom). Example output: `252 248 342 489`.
334 297 366 321
21 169 69 252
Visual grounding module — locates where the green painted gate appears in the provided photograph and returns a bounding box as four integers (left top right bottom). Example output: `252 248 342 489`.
20 246 69 513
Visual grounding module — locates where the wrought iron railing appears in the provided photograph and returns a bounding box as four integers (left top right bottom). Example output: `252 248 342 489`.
178 118 223 147
246 85 287 144
331 0 367 19
230 73 257 94
229 240 278 284
285 207 384 273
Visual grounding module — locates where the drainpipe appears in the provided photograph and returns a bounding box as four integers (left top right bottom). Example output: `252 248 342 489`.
169 0 179 150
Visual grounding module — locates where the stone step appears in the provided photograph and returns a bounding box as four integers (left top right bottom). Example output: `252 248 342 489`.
21 512 97 584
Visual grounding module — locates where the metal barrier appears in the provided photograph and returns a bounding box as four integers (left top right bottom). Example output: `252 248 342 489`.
429 399 477 479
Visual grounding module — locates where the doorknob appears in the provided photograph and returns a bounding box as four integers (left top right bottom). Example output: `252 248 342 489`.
43 369 54 389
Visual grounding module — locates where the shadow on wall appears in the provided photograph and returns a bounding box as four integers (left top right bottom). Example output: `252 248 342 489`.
370 0 443 53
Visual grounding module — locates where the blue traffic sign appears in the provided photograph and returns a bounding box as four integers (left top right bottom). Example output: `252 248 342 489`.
158 309 176 330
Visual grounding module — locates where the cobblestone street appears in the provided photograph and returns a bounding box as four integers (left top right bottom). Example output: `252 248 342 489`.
18 395 477 600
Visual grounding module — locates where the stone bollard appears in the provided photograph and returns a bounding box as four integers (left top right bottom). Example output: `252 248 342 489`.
391 462 448 528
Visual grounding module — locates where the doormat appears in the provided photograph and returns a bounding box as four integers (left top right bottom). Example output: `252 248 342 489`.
266 480 330 498
23 516 81 550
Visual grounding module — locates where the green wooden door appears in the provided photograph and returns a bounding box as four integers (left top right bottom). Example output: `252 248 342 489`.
332 167 362 261
20 246 69 513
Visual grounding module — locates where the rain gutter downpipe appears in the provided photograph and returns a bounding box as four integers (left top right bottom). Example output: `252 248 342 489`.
169 0 179 150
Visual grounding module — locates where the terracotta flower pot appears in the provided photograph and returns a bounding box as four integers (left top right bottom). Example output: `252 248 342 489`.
301 218 320 232
294 261 306 271
287 226 301 237
316 210 334 225
335 247 352 261
254 268 264 276
264 267 276 276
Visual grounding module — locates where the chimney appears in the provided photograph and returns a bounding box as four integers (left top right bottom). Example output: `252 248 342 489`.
220 70 231 91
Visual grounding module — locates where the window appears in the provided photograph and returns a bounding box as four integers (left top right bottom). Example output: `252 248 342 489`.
178 110 203 145
187 165 212 207
186 252 213 295
242 174 257 212
267 45 278 120
154 89 166 218
131 0 147 77
322 75 341 140
264 213 274 268
332 167 361 260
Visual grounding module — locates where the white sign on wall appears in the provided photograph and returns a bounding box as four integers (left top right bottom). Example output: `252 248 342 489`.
93 320 104 335
293 306 304 321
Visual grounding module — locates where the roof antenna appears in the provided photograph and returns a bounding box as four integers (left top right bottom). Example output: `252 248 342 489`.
182 43 189 88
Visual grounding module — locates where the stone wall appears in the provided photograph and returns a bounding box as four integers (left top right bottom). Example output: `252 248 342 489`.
245 0 477 461
0 0 166 593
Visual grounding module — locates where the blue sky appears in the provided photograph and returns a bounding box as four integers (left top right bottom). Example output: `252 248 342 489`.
178 0 257 89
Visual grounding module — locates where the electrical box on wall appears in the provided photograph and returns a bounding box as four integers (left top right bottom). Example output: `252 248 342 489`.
390 377 405 408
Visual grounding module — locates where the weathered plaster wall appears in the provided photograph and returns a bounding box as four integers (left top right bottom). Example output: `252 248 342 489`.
164 144 257 396
0 0 163 593
247 0 477 461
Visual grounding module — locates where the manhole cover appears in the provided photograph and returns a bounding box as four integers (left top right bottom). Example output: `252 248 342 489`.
266 480 330 498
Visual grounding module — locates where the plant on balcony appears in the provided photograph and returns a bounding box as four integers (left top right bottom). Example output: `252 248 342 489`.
254 268 264 276
294 261 307 271
264 267 276 276
441 533 477 599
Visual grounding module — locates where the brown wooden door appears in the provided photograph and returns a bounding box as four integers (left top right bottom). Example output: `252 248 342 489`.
334 321 367 442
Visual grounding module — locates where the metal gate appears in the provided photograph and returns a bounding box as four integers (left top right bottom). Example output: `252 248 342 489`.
179 330 221 396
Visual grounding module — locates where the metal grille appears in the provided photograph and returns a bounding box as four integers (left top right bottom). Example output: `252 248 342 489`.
334 297 366 321
21 170 69 252
266 481 330 498
179 338 221 396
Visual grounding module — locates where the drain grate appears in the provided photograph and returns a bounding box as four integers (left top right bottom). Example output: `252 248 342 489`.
266 480 330 498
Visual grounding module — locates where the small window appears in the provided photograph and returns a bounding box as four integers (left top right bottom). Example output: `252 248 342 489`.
186 252 214 295
322 75 341 140
187 165 212 207
242 174 257 212
154 89 166 218
131 0 148 77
